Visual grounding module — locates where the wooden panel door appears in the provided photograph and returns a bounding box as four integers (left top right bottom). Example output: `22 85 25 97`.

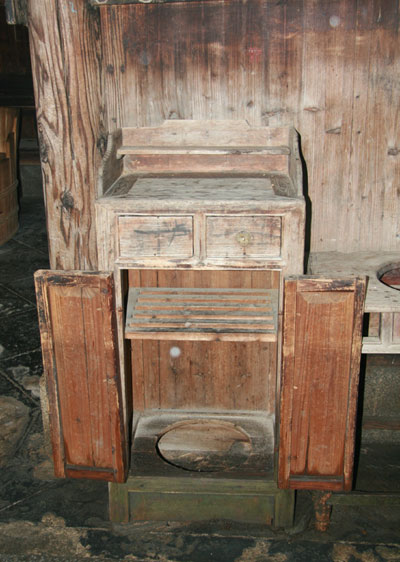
278 277 366 492
35 271 127 483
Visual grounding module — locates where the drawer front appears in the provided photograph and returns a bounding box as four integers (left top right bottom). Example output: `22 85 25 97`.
206 216 281 260
118 215 193 259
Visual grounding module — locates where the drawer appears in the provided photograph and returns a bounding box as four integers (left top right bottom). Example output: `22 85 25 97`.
118 215 193 259
206 215 281 260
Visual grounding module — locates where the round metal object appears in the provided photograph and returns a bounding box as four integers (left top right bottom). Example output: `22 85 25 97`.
236 231 252 247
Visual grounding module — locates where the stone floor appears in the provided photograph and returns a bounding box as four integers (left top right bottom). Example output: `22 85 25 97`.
0 166 399 561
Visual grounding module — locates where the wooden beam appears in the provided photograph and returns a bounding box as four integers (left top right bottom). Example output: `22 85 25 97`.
90 0 216 5
27 0 105 269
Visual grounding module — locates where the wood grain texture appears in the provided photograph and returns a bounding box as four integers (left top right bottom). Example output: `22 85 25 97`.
99 1 400 254
308 251 400 353
129 269 279 414
123 153 290 177
96 175 305 276
125 286 278 342
130 411 275 477
206 215 281 259
118 215 194 259
121 120 291 150
27 0 104 269
111 120 298 185
0 108 19 245
34 270 127 482
278 277 366 492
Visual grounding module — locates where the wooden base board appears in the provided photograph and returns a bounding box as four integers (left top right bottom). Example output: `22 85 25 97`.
109 409 293 528
109 476 295 528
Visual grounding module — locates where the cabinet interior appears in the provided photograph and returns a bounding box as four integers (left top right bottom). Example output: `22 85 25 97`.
122 268 280 477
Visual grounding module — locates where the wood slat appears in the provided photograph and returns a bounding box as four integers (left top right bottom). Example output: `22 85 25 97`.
120 120 290 148
125 287 278 342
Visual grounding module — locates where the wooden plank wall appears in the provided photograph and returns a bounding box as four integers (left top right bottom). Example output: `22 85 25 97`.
100 0 400 255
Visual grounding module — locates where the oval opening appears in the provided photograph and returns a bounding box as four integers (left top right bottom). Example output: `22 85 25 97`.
157 419 252 472
378 263 400 291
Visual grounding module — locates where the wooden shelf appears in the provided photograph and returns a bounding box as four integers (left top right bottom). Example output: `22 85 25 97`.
125 287 278 342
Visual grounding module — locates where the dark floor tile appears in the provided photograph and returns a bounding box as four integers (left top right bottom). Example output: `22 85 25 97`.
0 349 43 383
0 285 35 317
0 471 108 527
0 367 39 408
0 310 41 359
13 198 48 252
0 275 43 305
326 503 400 545
0 241 49 286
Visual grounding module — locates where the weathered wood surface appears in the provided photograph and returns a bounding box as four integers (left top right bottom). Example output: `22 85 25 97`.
206 215 281 259
27 0 104 269
308 252 400 353
128 269 279 414
110 409 293 527
123 153 291 178
157 419 253 472
0 107 19 245
121 120 292 150
119 215 194 259
99 1 400 254
131 410 274 477
106 177 277 200
97 129 123 197
91 0 216 5
381 267 400 289
97 121 302 198
278 277 366 492
308 252 400 313
96 177 305 275
110 476 277 526
125 286 277 341
34 270 127 482
312 491 332 532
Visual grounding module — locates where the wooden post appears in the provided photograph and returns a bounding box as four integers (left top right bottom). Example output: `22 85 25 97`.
312 491 333 532
27 0 105 270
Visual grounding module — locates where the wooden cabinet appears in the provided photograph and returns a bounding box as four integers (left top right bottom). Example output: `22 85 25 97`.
34 121 366 526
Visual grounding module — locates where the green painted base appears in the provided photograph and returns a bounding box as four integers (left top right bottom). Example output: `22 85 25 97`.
109 476 295 528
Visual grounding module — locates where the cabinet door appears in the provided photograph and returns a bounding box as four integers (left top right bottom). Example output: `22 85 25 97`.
278 277 366 491
35 271 127 483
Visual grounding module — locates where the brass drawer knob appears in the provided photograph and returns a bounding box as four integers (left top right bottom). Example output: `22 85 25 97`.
236 231 252 247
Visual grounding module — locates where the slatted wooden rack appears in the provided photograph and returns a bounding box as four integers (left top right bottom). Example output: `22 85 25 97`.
125 287 278 342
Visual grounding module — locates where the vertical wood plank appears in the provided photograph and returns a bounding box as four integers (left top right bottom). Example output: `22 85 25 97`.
49 285 95 467
35 271 127 482
278 277 366 491
28 0 104 269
